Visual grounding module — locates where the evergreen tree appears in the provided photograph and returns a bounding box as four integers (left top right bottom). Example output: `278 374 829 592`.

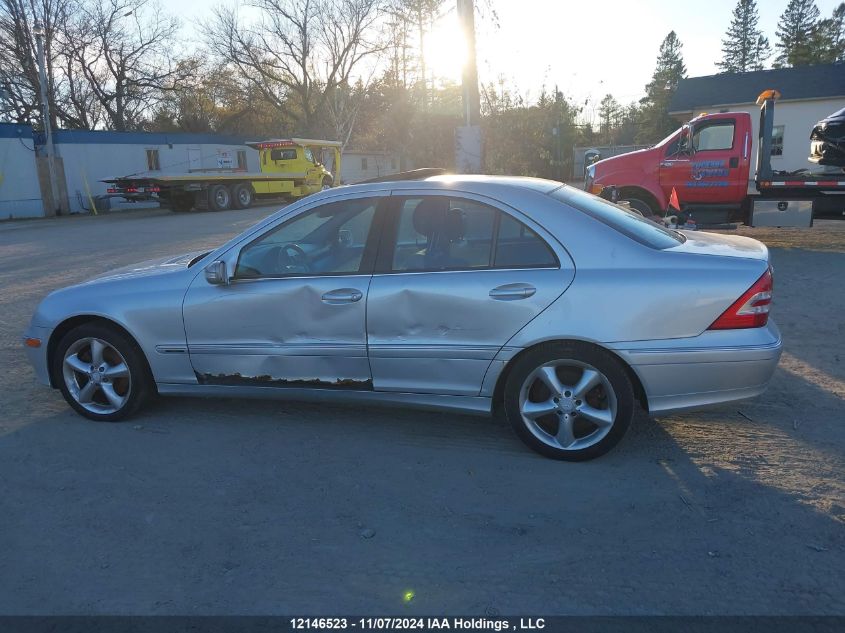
811 2 845 63
774 0 821 67
751 35 772 70
638 32 686 143
598 94 620 144
718 0 770 72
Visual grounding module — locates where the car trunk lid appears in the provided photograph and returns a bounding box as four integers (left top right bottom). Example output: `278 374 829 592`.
667 230 769 262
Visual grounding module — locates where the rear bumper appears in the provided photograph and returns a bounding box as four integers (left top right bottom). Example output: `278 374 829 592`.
610 321 783 414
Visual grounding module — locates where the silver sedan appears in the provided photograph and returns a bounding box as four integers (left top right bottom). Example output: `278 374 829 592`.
23 175 782 460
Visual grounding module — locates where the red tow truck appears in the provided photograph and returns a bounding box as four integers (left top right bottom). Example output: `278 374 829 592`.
585 90 845 226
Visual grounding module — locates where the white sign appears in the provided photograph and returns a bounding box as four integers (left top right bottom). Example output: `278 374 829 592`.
216 150 233 169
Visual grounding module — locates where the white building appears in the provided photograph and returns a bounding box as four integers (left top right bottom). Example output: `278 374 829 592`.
0 123 43 219
340 150 401 183
669 63 845 188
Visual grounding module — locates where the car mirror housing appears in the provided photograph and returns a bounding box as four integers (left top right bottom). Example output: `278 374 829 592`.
204 260 229 285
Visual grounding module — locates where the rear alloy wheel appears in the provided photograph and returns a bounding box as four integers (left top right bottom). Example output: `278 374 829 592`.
54 323 151 422
208 184 232 211
504 342 635 461
232 183 254 209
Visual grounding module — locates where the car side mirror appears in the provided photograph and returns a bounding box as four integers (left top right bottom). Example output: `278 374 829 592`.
204 260 229 285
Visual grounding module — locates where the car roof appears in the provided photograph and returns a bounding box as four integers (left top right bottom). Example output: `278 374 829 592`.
334 174 563 197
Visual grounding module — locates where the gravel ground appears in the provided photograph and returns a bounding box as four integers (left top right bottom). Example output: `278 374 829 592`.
0 207 843 615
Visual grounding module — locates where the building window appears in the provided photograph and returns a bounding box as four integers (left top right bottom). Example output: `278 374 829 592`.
771 125 784 157
146 149 160 171
361 157 368 170
237 150 247 170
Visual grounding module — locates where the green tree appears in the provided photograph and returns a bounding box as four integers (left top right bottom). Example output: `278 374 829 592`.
774 0 821 67
811 2 845 62
598 94 620 144
718 0 770 72
638 31 686 143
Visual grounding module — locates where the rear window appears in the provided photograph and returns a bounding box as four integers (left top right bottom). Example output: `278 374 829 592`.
550 186 684 249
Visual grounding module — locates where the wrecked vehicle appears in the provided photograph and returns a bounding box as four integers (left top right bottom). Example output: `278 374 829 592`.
24 173 782 461
809 107 845 167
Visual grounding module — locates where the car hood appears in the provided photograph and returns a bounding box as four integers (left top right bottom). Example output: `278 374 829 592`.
85 250 209 283
668 230 769 261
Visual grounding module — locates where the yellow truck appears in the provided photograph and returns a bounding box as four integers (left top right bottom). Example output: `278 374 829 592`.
105 138 342 212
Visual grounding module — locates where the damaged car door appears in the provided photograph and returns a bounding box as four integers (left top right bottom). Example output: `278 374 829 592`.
366 193 574 395
182 194 384 389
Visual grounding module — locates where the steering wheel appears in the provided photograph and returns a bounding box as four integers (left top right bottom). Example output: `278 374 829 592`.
276 243 312 273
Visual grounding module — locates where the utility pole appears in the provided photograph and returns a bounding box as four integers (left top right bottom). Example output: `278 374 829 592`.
455 0 482 173
33 21 62 216
457 0 480 126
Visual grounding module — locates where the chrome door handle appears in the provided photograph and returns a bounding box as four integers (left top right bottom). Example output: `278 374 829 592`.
489 283 536 300
321 288 363 304
660 161 673 168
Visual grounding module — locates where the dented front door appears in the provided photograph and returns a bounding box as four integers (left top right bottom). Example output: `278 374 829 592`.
182 195 382 389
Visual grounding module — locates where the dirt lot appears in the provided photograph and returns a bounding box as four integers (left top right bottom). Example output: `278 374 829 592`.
0 207 843 615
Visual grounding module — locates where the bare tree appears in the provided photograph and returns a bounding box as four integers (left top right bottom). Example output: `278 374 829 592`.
67 0 195 130
0 0 72 126
206 0 386 136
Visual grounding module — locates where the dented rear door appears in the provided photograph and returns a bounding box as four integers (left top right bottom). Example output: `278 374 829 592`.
366 192 574 396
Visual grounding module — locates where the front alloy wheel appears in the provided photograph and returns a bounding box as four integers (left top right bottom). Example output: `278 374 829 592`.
54 323 151 421
63 338 131 415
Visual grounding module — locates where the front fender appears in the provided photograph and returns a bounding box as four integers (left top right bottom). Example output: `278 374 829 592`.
32 272 197 385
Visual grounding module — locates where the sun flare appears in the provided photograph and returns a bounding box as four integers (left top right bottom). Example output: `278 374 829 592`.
423 17 468 83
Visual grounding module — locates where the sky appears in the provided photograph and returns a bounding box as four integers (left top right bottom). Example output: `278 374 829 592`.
168 0 844 124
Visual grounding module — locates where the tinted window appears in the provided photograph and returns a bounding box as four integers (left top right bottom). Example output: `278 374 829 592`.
550 186 684 249
236 198 377 278
389 197 558 271
693 121 735 151
391 197 495 271
495 214 557 267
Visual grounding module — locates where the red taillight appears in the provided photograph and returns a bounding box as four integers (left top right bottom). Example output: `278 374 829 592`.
708 267 773 330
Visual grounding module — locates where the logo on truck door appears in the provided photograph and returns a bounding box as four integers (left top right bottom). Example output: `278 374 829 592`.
688 159 729 187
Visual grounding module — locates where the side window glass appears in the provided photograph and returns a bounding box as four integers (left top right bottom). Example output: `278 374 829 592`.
391 197 495 271
692 121 735 151
271 148 297 161
664 135 681 157
494 214 557 268
236 198 377 278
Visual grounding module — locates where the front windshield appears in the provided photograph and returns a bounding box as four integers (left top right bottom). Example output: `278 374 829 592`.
304 147 315 163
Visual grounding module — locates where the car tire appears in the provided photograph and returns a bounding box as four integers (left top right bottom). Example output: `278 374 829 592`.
232 183 254 209
625 197 655 218
503 342 635 461
53 323 152 422
321 176 333 191
208 184 232 211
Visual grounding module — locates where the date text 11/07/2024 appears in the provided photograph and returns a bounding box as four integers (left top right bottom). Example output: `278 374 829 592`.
289 617 547 630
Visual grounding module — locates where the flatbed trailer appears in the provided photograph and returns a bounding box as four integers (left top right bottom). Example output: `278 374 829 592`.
104 138 342 212
750 91 845 225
